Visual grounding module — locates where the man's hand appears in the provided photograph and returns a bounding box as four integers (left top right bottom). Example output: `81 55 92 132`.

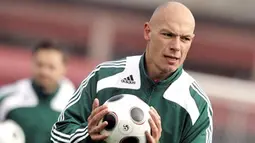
146 106 162 143
87 98 109 141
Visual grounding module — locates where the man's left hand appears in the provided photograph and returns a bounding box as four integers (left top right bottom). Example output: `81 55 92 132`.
146 106 162 143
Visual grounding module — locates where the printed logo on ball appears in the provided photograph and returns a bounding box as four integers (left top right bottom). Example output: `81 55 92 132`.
118 121 133 135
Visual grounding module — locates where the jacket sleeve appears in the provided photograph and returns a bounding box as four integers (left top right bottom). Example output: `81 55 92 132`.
0 83 16 101
0 83 17 121
50 71 98 143
181 90 213 143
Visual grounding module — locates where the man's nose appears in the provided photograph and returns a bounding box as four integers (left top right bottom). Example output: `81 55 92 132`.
169 37 181 51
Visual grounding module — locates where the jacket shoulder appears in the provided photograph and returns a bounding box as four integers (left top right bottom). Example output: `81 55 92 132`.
163 70 212 125
0 78 31 98
94 55 141 80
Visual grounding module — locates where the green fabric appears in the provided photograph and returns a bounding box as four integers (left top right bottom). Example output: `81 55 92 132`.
7 105 60 143
51 55 212 143
3 80 61 143
180 86 213 143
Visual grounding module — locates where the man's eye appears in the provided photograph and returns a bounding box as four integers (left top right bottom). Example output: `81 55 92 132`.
162 33 173 37
182 37 191 41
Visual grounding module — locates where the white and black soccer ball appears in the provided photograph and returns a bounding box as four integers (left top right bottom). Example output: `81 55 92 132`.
100 94 151 143
0 120 25 143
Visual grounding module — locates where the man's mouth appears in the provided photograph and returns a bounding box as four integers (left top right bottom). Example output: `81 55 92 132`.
164 55 179 60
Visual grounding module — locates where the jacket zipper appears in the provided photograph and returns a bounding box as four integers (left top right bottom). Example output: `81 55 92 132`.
148 85 155 104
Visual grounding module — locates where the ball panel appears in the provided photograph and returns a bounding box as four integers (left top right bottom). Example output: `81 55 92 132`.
107 94 124 102
130 107 144 123
120 136 139 143
103 112 117 131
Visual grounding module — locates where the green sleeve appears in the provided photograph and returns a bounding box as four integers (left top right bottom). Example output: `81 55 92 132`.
51 71 98 143
181 98 213 143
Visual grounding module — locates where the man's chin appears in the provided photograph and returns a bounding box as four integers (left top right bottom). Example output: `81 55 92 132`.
164 65 177 73
38 80 57 88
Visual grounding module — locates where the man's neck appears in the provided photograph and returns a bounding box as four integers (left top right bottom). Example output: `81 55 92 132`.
43 84 58 95
33 80 59 96
144 52 173 81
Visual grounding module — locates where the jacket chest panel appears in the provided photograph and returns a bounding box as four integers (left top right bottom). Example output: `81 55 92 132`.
7 106 60 133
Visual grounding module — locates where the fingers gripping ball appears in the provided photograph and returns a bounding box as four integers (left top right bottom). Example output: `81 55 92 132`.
100 94 151 143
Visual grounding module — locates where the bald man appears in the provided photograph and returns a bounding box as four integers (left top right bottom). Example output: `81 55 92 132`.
51 2 213 143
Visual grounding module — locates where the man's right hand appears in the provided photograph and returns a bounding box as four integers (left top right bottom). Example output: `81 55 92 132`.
87 98 109 141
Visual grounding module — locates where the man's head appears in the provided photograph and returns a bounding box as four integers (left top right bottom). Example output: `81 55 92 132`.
31 40 67 91
144 1 195 76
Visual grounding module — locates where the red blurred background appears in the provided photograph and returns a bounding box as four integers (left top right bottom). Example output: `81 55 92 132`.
0 1 255 142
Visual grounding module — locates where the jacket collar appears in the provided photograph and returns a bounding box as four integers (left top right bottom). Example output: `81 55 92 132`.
31 79 59 101
139 53 183 88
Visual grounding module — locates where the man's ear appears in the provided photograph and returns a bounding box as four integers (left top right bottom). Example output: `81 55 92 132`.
191 33 195 42
144 22 151 41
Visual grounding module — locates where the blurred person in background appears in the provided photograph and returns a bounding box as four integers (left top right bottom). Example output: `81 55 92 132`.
0 40 75 143
51 1 213 143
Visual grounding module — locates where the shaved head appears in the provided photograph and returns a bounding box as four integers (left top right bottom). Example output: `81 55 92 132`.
149 1 195 33
143 1 196 80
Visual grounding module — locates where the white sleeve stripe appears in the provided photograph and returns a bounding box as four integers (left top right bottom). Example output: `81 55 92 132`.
51 130 69 143
58 64 126 121
74 126 88 132
52 126 89 142
191 84 213 114
96 59 126 67
193 82 207 96
64 61 126 109
57 73 92 122
207 128 210 143
192 82 212 109
52 129 70 139
73 133 89 143
50 137 60 143
52 76 90 140
208 107 213 142
70 129 88 142
59 64 126 121
206 129 209 143
59 75 91 121
206 102 213 143
52 63 126 142
192 82 210 104
52 124 70 138
70 126 88 139
191 83 213 143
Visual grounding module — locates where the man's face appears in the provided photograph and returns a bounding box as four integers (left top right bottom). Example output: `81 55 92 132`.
144 15 195 73
32 49 66 88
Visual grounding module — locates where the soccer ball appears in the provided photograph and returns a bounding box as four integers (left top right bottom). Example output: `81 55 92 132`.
0 120 25 143
100 94 151 143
